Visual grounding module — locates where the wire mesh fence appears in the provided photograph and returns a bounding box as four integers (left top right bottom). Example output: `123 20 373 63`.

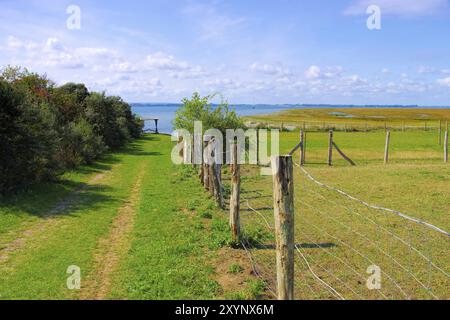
234 162 449 300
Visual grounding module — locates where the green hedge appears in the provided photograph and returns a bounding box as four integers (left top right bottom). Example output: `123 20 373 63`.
0 67 143 194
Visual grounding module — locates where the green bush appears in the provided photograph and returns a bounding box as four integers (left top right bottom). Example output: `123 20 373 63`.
173 92 243 134
0 66 143 194
0 79 58 193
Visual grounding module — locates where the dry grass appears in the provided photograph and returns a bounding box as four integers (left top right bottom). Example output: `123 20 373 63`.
245 108 450 131
233 130 449 300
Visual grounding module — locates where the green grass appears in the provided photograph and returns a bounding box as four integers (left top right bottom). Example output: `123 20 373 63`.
228 263 244 274
0 128 448 300
245 107 450 131
0 135 229 300
236 130 449 300
274 129 446 166
108 139 225 299
224 280 268 300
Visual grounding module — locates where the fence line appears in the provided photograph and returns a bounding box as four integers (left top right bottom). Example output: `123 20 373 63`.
298 165 450 237
186 130 449 300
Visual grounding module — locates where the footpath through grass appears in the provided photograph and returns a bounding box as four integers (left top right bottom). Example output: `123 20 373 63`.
0 135 251 300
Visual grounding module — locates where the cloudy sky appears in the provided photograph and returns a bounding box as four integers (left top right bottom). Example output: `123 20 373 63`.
1 0 450 105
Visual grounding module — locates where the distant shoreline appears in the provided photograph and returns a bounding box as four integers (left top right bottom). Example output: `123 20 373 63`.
131 103 450 109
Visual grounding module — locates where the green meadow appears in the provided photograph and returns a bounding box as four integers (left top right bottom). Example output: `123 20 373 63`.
0 124 448 300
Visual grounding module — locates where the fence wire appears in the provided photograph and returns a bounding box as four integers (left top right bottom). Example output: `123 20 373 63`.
234 162 449 300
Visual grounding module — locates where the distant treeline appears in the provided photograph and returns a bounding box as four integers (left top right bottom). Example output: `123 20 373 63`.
0 67 143 194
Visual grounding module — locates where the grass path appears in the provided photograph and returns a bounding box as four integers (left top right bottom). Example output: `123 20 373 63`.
0 135 248 300
80 163 147 300
0 172 109 264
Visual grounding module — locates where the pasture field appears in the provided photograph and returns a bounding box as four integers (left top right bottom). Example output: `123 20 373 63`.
0 128 448 300
245 108 450 131
231 129 449 300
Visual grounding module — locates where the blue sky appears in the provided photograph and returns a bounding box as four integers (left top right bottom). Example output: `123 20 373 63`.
1 0 450 105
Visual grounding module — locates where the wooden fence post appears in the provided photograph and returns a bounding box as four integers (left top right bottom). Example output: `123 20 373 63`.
212 163 224 208
272 155 294 300
208 161 215 197
445 130 448 163
256 129 260 165
328 130 333 166
203 140 210 191
300 130 305 166
384 130 390 165
200 159 204 186
230 143 241 242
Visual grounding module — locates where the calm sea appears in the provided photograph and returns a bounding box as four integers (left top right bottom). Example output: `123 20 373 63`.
131 103 450 134
131 104 294 134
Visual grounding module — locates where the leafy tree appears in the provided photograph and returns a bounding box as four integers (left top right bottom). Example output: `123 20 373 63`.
0 80 58 193
173 92 243 134
0 66 143 194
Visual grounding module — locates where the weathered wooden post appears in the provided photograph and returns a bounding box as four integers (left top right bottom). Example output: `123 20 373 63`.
230 143 241 241
328 130 333 166
300 130 305 166
154 119 159 134
212 163 224 208
271 155 294 301
208 161 215 197
384 130 391 165
203 137 212 191
445 130 448 163
256 129 260 165
402 122 406 132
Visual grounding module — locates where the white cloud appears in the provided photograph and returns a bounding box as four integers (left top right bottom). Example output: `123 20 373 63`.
249 63 292 77
45 37 65 52
437 77 450 87
75 47 118 59
305 65 321 79
304 65 343 79
417 66 437 74
344 0 448 16
6 36 37 51
203 78 240 90
145 52 189 71
381 68 390 74
110 62 138 73
169 66 210 79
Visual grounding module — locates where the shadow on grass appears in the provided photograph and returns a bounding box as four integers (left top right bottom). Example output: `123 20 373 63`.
0 135 161 219
249 242 337 250
0 180 115 220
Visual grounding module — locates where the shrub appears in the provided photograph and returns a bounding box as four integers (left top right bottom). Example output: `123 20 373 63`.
0 80 58 193
0 66 143 194
173 92 243 134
